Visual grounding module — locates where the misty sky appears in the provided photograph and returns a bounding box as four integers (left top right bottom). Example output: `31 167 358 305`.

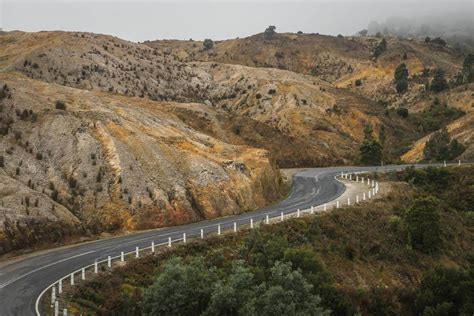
1 1 472 42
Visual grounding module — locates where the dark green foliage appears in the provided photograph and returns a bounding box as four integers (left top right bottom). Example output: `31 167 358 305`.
140 255 329 316
0 155 4 168
430 68 448 92
402 166 450 192
462 53 474 83
373 38 387 58
360 140 382 165
360 124 382 165
396 107 409 117
415 265 474 315
55 100 67 110
141 257 218 315
405 196 441 253
423 127 465 161
263 25 276 40
355 79 362 86
203 39 213 50
394 63 409 82
409 99 464 134
396 79 408 93
400 166 474 214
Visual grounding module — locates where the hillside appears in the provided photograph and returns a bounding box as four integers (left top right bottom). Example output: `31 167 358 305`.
1 31 424 166
0 73 283 254
147 32 472 162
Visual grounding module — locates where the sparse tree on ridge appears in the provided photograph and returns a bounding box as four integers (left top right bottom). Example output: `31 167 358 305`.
203 39 214 50
264 26 277 40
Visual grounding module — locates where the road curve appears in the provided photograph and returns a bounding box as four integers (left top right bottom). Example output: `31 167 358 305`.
0 164 437 315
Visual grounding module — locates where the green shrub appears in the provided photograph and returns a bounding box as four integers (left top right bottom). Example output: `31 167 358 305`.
405 196 441 253
203 39 213 50
430 68 448 92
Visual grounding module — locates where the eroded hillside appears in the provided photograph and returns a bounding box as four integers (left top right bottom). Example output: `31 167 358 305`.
147 32 472 163
0 73 283 254
1 31 420 166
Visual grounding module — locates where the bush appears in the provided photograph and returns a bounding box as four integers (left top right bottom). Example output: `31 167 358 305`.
430 68 448 92
373 38 387 58
423 128 465 161
405 196 441 253
462 53 474 83
355 79 362 86
396 79 408 93
415 266 474 315
263 25 276 40
55 100 67 110
203 39 213 50
394 63 408 82
141 257 217 315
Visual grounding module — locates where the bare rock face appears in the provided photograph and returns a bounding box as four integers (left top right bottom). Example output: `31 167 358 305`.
0 73 283 253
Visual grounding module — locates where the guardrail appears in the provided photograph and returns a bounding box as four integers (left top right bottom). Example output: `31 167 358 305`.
36 171 380 315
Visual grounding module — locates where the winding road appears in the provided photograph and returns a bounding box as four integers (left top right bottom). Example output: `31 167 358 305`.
0 164 438 315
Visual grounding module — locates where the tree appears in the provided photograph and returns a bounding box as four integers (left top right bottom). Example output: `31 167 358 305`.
358 29 368 37
360 139 383 165
203 39 213 50
373 38 387 57
462 53 474 83
363 124 374 140
141 257 217 315
396 79 408 93
430 68 448 92
423 127 465 161
242 262 330 316
394 63 408 82
264 26 276 40
204 261 256 315
415 266 473 315
360 125 382 165
404 196 441 253
355 79 362 86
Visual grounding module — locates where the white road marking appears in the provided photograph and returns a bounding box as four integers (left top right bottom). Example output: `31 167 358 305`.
0 250 96 289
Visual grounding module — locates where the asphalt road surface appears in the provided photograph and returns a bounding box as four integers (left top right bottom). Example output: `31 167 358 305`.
0 164 441 315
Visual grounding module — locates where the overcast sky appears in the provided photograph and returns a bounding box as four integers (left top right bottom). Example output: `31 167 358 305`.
0 1 472 42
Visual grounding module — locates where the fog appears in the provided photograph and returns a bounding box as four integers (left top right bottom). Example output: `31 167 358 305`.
0 0 472 42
